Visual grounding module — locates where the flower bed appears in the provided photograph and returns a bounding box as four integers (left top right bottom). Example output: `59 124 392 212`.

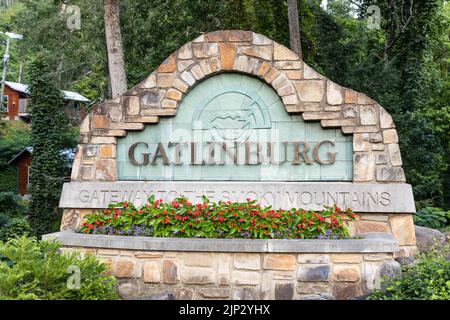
79 195 356 240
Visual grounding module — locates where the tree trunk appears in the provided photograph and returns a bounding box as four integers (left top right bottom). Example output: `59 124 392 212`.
287 0 302 59
103 0 127 98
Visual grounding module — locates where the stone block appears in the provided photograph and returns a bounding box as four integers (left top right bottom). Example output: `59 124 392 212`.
332 283 363 300
380 107 395 128
235 55 250 72
165 89 182 101
232 271 261 285
286 70 302 80
199 59 213 75
333 265 360 282
99 257 113 276
327 81 344 105
303 63 322 79
277 83 295 96
390 215 416 246
344 90 357 104
274 43 298 60
183 253 215 267
343 105 358 118
295 80 325 102
257 61 271 77
273 60 302 70
360 105 378 125
193 43 218 58
383 129 398 144
282 94 298 105
357 221 389 234
182 267 215 285
253 33 272 45
240 45 272 60
232 287 259 300
80 166 93 180
178 43 193 59
275 283 294 300
272 74 289 90
161 99 177 109
219 43 237 70
172 78 189 93
234 253 261 270
180 71 195 86
264 68 280 83
330 254 362 263
177 59 195 72
140 89 165 108
115 259 136 278
157 73 177 88
141 73 156 89
297 282 331 294
353 153 375 181
157 55 176 73
118 281 139 299
95 159 116 181
191 64 205 80
143 262 161 283
163 260 178 284
376 166 405 182
199 288 230 299
263 254 296 271
91 115 109 129
297 254 330 264
229 30 252 42
297 265 330 281
388 143 402 166
99 145 114 158
353 133 370 152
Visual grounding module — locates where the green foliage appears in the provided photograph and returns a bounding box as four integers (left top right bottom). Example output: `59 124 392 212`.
0 191 28 218
413 207 450 229
369 245 450 300
0 218 32 242
0 236 118 300
28 54 69 236
80 196 356 239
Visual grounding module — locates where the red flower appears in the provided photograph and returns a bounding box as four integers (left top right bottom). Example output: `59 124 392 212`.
123 202 129 208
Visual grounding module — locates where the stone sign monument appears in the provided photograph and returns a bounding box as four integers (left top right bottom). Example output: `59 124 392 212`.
47 30 417 300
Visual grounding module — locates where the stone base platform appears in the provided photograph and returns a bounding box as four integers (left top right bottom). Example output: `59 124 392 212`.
43 232 400 300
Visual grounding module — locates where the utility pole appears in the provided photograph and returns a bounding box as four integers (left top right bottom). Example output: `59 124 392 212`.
0 37 10 113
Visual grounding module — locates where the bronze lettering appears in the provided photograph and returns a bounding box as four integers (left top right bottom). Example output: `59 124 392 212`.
128 142 150 165
313 140 336 165
292 142 313 165
152 143 169 165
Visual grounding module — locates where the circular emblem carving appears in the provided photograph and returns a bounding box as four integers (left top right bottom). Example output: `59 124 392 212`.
192 87 271 142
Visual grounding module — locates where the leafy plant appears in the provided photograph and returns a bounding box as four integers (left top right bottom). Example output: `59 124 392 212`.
0 218 32 242
0 236 118 300
369 244 450 300
0 192 28 219
79 196 356 240
413 207 450 229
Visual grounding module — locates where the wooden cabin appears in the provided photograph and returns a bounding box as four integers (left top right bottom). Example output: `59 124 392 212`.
1 81 89 125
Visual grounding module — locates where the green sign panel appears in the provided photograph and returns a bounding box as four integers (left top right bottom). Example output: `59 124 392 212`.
117 74 353 181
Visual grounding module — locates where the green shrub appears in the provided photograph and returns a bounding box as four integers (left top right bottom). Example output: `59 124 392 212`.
413 207 450 229
369 245 450 300
79 196 356 239
0 218 32 242
0 192 28 218
0 236 118 300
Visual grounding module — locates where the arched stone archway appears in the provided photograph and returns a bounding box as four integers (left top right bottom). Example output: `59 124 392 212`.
75 30 404 184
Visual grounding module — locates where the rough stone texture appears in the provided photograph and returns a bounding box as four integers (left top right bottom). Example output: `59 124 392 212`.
327 81 344 105
353 154 375 181
357 221 390 234
163 260 178 284
143 262 161 283
115 259 136 278
275 283 294 300
390 215 416 246
263 254 296 270
383 129 399 144
183 253 215 267
118 281 139 299
297 282 331 294
295 80 324 102
298 265 330 281
332 283 363 300
332 265 360 282
232 271 261 285
388 144 403 166
234 253 261 270
182 267 215 284
297 254 329 264
415 225 446 252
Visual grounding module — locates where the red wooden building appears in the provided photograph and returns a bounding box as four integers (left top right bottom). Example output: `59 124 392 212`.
1 81 89 125
8 147 75 195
